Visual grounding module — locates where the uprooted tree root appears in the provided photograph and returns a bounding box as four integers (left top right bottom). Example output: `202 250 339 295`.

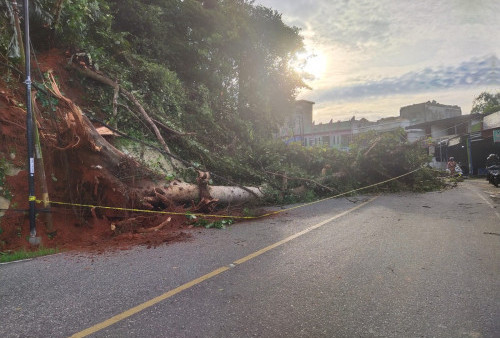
0 57 253 253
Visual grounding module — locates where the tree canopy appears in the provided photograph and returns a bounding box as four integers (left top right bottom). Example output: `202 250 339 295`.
0 0 437 194
471 91 500 115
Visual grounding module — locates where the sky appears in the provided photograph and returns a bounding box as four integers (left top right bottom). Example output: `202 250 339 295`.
256 0 500 123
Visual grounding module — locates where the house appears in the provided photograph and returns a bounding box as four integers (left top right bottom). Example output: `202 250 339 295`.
406 111 500 175
279 99 497 171
278 101 408 150
475 111 500 173
400 100 462 125
406 115 474 171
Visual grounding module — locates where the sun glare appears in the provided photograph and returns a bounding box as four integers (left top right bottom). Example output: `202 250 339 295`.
301 51 328 80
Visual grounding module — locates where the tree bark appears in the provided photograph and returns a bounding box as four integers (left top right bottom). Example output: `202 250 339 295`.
70 64 178 170
51 0 65 30
143 181 262 205
10 0 25 67
112 81 119 129
40 71 262 221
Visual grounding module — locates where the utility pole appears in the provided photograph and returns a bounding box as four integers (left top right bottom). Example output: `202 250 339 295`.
466 135 473 176
23 0 39 245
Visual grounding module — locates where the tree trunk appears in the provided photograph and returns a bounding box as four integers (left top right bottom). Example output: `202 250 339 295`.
51 0 65 30
70 64 178 170
10 0 25 68
149 181 262 204
39 71 261 224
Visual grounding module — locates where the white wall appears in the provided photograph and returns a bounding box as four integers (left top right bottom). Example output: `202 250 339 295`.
431 124 449 138
483 111 500 129
406 129 426 143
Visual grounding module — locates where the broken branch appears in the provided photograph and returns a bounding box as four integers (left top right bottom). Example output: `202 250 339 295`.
71 64 182 171
137 217 171 233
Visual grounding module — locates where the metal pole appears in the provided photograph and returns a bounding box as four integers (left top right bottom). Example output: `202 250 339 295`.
467 135 473 176
23 0 37 244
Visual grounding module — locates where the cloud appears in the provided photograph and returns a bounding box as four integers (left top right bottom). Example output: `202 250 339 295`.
257 0 500 122
259 0 500 67
311 87 496 123
312 55 499 102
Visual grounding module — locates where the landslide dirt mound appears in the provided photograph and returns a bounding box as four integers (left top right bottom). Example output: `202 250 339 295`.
0 50 197 253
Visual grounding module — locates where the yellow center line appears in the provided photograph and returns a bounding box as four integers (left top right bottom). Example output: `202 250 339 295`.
69 195 379 338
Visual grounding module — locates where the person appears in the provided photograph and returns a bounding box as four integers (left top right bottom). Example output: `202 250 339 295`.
447 157 457 175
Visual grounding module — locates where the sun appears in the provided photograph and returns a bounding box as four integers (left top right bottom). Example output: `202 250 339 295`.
304 52 328 80
293 51 328 81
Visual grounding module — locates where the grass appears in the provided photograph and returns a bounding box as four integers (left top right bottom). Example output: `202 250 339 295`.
0 247 59 263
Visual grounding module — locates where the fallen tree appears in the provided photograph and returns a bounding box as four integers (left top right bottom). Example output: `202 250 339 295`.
32 70 263 231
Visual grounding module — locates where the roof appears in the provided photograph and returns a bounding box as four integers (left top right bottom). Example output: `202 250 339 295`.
405 114 474 130
400 100 461 110
295 99 315 105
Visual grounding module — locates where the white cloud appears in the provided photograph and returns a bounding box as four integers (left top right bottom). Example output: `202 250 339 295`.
256 0 500 120
310 55 499 101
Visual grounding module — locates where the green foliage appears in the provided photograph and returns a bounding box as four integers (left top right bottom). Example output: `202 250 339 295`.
128 57 186 116
0 0 15 59
194 218 233 229
108 0 305 135
0 0 51 60
252 129 444 201
0 247 59 263
242 207 255 217
6 0 444 208
36 89 59 112
54 0 113 46
471 91 500 115
411 167 443 192
164 173 175 182
0 156 12 200
185 213 233 229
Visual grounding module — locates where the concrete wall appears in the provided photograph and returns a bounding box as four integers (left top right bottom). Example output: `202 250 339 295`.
278 100 314 140
483 111 500 129
406 129 426 143
295 100 314 134
431 124 450 138
400 101 461 125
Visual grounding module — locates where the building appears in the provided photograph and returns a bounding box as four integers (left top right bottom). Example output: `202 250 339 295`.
279 100 408 150
279 99 500 176
279 99 314 143
354 116 410 134
278 101 363 150
406 111 500 175
406 115 474 171
400 100 462 125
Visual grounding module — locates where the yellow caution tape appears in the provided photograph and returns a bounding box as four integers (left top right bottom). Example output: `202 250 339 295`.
35 167 423 220
29 196 36 202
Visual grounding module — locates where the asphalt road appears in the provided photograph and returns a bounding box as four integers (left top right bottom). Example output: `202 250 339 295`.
1 179 499 338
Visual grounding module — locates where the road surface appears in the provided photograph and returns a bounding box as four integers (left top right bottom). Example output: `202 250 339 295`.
1 179 499 337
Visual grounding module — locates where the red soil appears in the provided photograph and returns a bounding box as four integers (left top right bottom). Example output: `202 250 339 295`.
0 49 236 254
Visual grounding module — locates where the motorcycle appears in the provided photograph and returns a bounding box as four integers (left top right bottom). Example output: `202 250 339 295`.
486 154 500 187
486 165 499 187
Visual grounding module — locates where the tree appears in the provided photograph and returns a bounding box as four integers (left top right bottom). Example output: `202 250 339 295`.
3 0 311 188
471 91 500 115
228 4 307 136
